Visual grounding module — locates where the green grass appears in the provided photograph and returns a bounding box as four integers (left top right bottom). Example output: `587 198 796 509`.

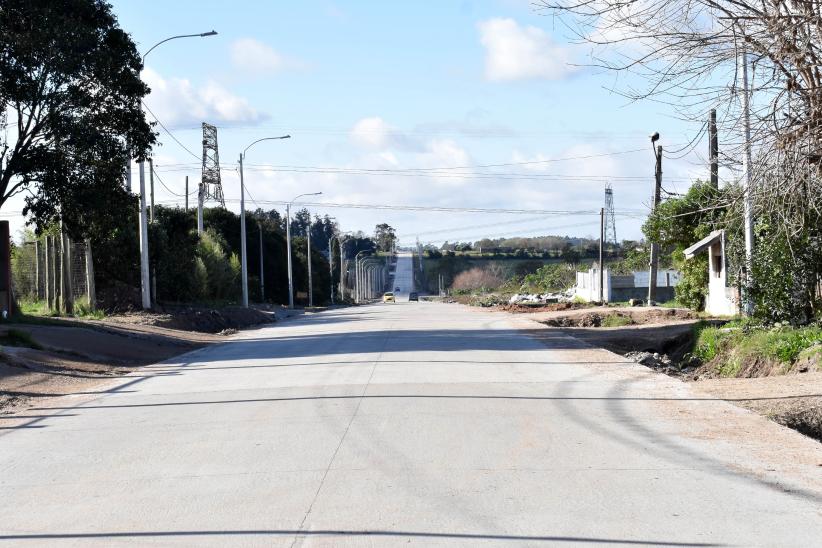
691 321 822 377
601 314 634 327
15 298 104 321
0 328 43 350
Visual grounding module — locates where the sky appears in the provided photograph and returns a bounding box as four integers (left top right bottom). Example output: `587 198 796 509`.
8 0 719 245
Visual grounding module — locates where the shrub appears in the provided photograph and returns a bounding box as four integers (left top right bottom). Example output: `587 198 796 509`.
451 266 504 291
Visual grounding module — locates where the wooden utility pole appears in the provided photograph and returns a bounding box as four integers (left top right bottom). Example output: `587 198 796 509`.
599 207 605 303
648 145 662 305
85 241 96 309
60 224 73 314
709 109 719 188
185 176 189 211
44 236 51 309
34 239 40 300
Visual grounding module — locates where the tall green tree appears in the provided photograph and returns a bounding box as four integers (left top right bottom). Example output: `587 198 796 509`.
374 223 396 252
0 0 155 238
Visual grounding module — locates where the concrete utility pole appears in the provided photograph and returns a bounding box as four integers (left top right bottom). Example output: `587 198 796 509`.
259 221 265 302
148 157 155 223
138 160 151 309
238 135 291 308
239 153 248 308
138 30 217 309
197 183 204 235
740 51 755 315
709 109 719 188
599 207 605 303
307 219 313 307
648 139 662 305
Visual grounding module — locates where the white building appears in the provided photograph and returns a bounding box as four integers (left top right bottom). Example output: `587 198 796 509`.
575 265 680 303
683 230 739 316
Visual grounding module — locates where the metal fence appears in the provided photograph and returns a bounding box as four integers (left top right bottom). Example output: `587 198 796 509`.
12 234 96 312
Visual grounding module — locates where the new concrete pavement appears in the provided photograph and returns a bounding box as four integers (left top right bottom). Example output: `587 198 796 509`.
2 261 822 546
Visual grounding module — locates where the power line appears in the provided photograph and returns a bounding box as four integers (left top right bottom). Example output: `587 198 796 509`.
142 102 201 161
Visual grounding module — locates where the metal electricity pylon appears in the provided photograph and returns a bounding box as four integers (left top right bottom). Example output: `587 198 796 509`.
201 122 225 207
604 183 617 247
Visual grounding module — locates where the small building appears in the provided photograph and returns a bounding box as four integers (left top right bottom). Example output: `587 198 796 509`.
574 264 680 303
683 230 739 316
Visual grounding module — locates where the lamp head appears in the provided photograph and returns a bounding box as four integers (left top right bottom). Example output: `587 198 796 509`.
650 132 660 143
201 30 218 37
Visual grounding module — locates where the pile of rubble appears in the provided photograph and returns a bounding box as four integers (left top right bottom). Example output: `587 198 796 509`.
508 291 572 305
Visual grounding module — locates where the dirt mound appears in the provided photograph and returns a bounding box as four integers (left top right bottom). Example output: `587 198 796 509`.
105 306 275 334
540 308 695 327
497 302 583 314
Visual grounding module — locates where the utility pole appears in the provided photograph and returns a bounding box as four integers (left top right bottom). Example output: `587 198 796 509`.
286 203 293 308
648 141 662 305
259 221 265 302
709 109 719 188
329 237 335 305
307 219 313 307
197 183 204 235
239 153 248 308
599 207 605 303
138 160 151 309
148 157 155 223
740 51 755 315
185 176 189 211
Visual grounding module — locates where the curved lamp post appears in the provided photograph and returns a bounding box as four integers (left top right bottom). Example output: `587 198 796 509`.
287 192 322 308
136 30 218 310
237 135 290 307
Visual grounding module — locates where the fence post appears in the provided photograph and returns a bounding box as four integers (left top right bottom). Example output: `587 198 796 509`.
85 241 96 309
44 236 50 310
61 225 73 315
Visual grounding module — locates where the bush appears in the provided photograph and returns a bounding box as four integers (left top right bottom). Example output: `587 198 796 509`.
451 266 504 292
521 263 576 293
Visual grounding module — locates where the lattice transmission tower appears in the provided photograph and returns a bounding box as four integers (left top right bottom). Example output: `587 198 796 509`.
200 122 225 207
604 183 618 247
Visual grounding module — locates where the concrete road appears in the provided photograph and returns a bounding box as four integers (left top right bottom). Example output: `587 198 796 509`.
2 303 822 547
389 252 415 302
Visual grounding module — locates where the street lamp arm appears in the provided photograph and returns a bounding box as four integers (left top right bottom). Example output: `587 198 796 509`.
242 135 291 157
289 191 323 204
142 31 218 60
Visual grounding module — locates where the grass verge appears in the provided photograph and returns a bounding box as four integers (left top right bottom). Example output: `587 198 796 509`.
691 321 822 377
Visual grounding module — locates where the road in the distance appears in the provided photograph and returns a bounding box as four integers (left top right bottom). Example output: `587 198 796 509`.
389 251 415 302
2 301 822 546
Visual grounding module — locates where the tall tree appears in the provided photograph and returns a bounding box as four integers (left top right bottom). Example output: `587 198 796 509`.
0 0 155 237
374 223 396 252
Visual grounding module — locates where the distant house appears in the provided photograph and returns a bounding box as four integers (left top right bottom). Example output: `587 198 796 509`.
574 264 680 303
683 230 739 316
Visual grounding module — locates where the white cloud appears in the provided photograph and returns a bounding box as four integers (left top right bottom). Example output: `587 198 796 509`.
142 67 267 128
349 117 422 151
478 18 577 81
231 38 303 74
350 116 392 148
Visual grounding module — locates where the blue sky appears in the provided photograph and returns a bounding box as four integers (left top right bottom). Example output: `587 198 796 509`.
13 0 716 244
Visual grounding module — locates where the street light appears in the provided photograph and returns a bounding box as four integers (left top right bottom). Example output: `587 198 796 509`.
135 30 218 310
287 192 322 308
353 250 369 304
329 230 352 304
238 135 291 308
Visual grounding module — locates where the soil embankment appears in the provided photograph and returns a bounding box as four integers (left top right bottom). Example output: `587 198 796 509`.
0 306 278 416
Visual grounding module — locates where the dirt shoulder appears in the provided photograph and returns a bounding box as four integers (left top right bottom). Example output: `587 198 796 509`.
503 306 822 444
0 306 288 417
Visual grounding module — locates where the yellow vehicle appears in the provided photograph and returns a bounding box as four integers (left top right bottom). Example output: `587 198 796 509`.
383 292 395 303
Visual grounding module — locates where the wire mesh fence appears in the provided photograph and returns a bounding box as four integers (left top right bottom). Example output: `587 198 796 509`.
11 234 96 312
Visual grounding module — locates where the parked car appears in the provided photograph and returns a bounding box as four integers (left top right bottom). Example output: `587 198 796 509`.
383 292 395 303
409 292 419 301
